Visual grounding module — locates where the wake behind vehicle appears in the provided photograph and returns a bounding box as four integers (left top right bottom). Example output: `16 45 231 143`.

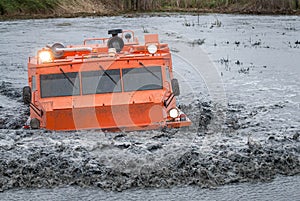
23 29 191 131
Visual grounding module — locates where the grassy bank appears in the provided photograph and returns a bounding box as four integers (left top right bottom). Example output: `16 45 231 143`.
0 0 109 18
116 0 300 15
0 0 58 15
0 0 300 19
117 0 300 11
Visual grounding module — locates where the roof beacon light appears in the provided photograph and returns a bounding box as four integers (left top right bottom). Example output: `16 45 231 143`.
147 44 158 54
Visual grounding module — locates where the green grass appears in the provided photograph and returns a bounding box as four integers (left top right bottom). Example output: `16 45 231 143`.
0 0 59 15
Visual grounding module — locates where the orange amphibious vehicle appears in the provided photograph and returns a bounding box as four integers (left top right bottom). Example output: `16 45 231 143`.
23 29 191 131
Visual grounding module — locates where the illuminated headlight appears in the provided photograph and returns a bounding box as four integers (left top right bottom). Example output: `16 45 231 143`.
38 51 52 63
147 44 158 54
169 108 179 118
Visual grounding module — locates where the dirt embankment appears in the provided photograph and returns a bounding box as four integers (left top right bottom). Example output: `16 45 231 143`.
0 0 300 20
0 0 111 19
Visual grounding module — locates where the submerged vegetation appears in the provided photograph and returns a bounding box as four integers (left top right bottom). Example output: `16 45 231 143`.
0 0 299 18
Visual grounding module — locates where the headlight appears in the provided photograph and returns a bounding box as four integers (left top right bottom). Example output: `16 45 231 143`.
38 51 52 63
169 108 179 118
147 44 158 54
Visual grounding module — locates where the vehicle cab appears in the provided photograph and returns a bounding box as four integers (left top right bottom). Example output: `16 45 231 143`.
23 29 191 131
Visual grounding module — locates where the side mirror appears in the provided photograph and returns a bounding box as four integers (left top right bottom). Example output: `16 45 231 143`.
171 78 180 96
23 86 31 105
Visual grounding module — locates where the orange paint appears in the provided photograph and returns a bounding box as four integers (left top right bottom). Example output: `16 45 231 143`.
25 29 191 131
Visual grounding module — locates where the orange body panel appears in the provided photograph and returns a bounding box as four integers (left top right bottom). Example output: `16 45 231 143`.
46 103 164 131
26 30 191 131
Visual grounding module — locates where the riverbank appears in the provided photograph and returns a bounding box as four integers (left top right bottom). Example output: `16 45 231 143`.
0 0 110 20
0 0 300 20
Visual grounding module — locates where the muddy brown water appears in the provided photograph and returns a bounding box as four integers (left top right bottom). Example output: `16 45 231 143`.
0 14 299 200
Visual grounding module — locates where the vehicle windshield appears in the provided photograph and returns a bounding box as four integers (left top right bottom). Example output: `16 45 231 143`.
122 66 163 92
40 66 163 98
40 72 80 98
82 69 121 94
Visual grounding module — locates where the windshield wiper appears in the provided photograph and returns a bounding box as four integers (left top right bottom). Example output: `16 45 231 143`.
99 65 117 85
59 68 77 89
139 62 160 80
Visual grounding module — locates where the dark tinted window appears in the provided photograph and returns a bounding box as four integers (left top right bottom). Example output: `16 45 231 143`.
40 72 80 98
122 66 162 92
81 69 121 95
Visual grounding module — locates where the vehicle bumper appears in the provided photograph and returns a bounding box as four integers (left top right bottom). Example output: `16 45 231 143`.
166 119 192 128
